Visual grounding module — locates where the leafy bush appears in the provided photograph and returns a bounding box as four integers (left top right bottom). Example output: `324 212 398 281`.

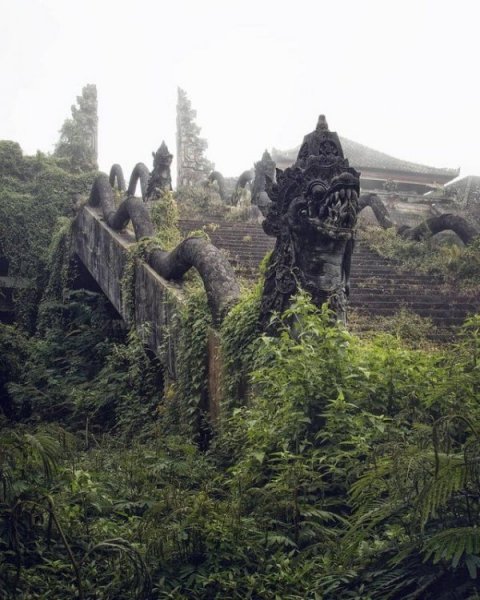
175 184 229 219
2 288 480 598
150 190 181 249
3 136 480 597
0 141 95 330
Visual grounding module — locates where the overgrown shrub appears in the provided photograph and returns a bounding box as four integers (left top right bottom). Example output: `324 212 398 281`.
175 184 229 219
362 224 480 288
3 136 480 597
0 141 95 329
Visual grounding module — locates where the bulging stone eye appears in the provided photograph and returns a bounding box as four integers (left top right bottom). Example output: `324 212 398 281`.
288 197 309 220
298 206 308 217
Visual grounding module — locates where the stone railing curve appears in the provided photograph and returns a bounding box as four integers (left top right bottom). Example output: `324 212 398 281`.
88 173 240 324
207 171 227 203
108 164 126 192
127 163 150 200
358 193 479 245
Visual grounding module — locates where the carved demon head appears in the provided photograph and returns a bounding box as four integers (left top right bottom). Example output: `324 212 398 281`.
259 116 360 330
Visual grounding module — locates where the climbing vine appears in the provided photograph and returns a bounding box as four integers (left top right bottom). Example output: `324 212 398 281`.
120 238 159 323
36 217 78 333
219 253 271 413
175 284 212 444
150 190 181 249
114 200 214 442
44 218 75 300
220 281 262 411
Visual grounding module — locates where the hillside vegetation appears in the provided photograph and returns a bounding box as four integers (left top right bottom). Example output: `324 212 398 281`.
1 142 480 599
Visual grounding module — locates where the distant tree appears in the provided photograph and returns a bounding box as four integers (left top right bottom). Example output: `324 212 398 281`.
54 84 98 171
0 141 23 178
176 87 214 186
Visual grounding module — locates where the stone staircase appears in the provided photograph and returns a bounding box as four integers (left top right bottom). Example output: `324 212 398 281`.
179 219 480 333
347 245 477 330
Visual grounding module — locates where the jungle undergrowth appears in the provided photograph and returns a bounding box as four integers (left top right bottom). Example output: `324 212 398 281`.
2 284 480 598
2 141 480 597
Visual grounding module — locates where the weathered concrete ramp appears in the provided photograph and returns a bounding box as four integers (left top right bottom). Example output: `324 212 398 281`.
74 205 183 360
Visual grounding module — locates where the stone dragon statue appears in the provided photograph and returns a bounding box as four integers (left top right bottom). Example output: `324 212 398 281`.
358 192 479 245
251 149 276 216
258 115 360 330
207 169 254 205
87 118 361 331
90 144 240 325
108 141 173 201
146 141 173 198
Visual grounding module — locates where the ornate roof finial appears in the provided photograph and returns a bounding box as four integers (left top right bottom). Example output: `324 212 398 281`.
317 115 329 131
155 141 173 161
296 115 344 167
262 149 272 161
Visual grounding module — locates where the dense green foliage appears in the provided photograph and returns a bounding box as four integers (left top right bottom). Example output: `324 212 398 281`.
2 281 480 598
0 140 95 331
0 142 93 277
175 184 256 222
362 225 480 289
2 138 480 598
175 185 228 220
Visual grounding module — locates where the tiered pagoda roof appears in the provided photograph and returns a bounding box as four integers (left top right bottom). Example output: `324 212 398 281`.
272 137 459 186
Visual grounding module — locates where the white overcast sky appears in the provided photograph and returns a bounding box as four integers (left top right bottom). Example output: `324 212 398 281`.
1 0 479 181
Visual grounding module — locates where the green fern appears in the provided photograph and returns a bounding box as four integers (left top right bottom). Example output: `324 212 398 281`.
418 454 466 526
423 527 480 572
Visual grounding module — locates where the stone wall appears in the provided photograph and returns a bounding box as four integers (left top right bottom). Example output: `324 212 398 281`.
73 205 183 355
73 205 222 419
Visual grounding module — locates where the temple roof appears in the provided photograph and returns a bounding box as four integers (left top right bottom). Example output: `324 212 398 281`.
445 174 480 189
444 175 480 203
272 136 459 178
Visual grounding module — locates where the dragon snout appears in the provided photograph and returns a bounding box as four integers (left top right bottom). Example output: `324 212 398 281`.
317 186 359 229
